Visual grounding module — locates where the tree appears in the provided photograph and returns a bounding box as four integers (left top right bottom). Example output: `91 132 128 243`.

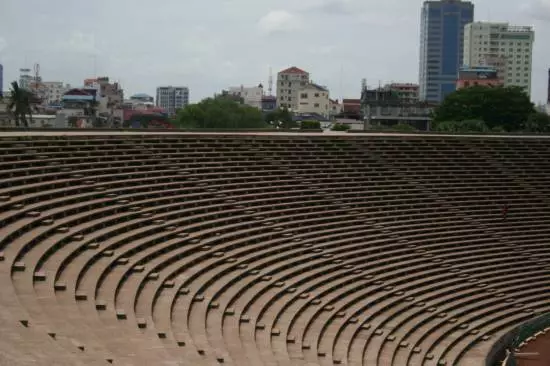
434 86 535 131
331 123 351 131
7 81 34 128
391 122 418 132
265 107 296 129
523 112 550 133
84 97 100 127
176 97 268 129
300 120 321 130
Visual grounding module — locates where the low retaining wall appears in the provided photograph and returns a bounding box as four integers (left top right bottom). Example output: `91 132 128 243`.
485 313 550 366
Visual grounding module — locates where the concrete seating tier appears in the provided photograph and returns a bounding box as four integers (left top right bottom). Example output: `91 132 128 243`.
0 132 549 366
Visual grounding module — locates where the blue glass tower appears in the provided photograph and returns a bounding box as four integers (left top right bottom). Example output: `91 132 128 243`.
419 0 474 103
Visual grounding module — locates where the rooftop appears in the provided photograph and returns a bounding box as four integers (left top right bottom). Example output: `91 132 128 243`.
279 66 308 75
131 93 153 99
304 83 329 92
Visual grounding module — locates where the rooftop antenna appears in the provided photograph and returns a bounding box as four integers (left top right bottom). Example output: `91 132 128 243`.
33 63 41 93
268 67 273 96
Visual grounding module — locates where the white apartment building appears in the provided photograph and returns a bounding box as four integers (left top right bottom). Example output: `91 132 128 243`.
227 85 263 109
297 83 330 118
276 66 310 111
156 86 189 116
464 22 534 94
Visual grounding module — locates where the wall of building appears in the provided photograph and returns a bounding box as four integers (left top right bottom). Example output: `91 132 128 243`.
156 86 190 116
387 83 420 104
297 84 330 117
329 100 343 117
276 67 310 111
43 82 70 105
228 85 263 109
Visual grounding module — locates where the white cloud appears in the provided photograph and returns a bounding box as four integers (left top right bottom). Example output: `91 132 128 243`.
521 0 550 21
58 31 99 55
304 0 356 15
257 10 302 35
308 45 336 55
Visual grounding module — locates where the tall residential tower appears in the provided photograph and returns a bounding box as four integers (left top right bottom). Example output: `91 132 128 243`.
463 22 534 95
419 0 474 103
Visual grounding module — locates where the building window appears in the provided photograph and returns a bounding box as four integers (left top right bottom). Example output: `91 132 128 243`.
300 93 308 99
314 93 320 97
314 103 320 108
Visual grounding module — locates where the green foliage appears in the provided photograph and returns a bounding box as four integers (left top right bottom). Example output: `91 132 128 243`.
331 123 351 131
300 120 321 130
434 120 489 133
391 123 418 132
7 81 34 128
175 97 268 129
434 86 535 132
265 107 296 129
522 112 550 133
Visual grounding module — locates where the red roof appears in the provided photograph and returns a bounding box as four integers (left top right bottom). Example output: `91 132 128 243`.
280 66 308 75
343 99 360 105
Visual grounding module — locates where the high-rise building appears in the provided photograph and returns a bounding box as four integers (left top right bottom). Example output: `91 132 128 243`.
156 86 189 116
0 64 3 97
419 0 474 103
464 22 534 94
276 66 310 110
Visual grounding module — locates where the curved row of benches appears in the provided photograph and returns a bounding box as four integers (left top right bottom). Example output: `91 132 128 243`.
0 134 549 366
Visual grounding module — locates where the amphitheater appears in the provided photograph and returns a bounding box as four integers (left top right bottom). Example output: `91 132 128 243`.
1 130 550 366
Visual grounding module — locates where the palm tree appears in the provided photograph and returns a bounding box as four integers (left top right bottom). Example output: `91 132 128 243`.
7 81 33 128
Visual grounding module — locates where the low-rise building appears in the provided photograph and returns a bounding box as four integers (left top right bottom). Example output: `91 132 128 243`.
361 87 434 131
123 93 155 110
261 95 277 112
297 83 330 118
329 99 343 117
342 99 362 119
457 66 502 90
227 85 264 109
60 88 97 126
277 66 310 110
386 83 419 104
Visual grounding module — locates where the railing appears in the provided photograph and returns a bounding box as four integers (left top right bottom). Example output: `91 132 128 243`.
485 312 550 366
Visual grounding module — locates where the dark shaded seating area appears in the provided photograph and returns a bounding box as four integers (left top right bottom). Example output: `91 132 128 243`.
0 132 549 366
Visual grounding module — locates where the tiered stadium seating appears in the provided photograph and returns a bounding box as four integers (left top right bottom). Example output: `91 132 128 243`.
0 132 549 366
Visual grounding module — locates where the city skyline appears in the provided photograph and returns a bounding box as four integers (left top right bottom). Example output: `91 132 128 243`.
0 0 549 104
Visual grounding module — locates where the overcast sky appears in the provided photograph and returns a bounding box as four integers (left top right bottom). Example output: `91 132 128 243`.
0 0 549 103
